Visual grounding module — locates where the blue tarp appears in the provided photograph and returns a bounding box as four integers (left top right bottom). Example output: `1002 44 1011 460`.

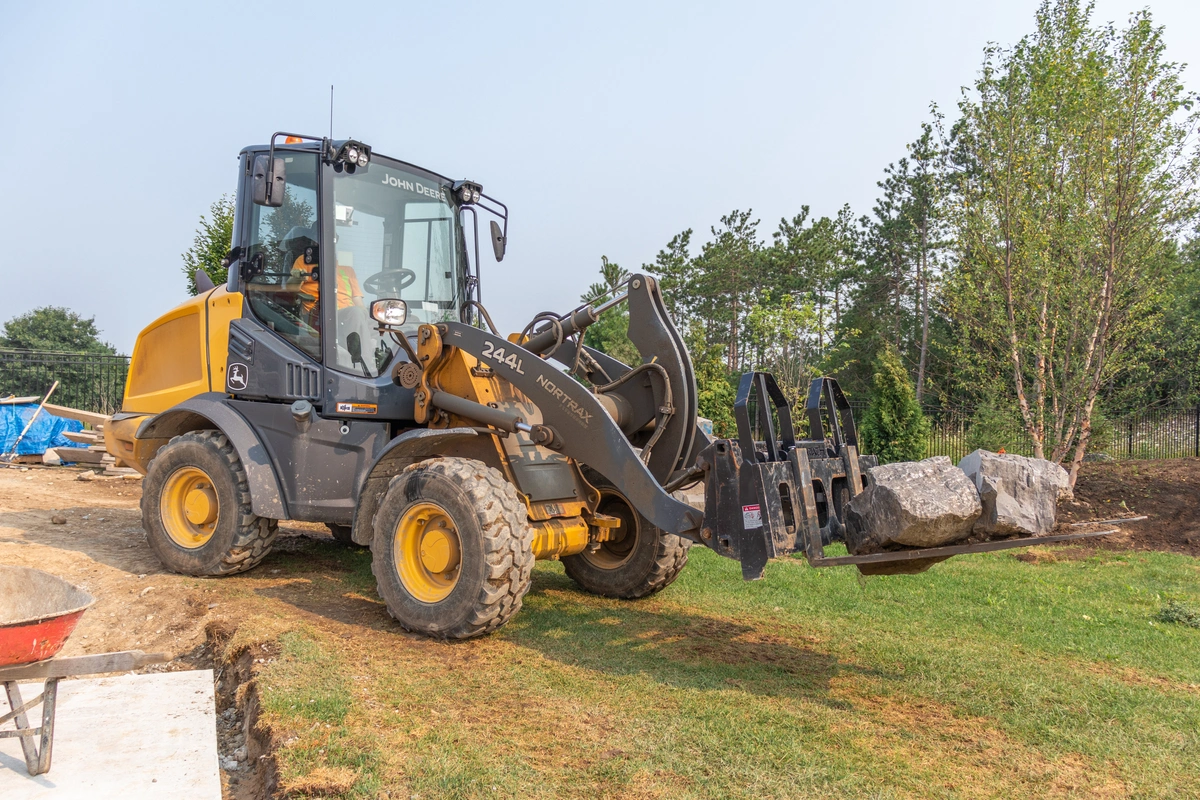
0 404 87 457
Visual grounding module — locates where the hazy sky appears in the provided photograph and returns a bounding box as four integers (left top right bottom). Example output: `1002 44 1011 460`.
2 0 1197 354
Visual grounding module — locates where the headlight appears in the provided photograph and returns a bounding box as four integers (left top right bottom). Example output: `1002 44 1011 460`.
472 189 481 202
356 152 369 167
371 299 408 327
346 146 359 162
460 185 473 203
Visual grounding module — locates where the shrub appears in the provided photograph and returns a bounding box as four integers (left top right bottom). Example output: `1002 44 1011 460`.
1156 601 1200 629
859 344 930 463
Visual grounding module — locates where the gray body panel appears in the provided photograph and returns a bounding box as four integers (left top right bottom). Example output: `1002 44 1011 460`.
231 400 389 524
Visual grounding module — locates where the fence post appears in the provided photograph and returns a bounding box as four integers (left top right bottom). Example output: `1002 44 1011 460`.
1195 404 1199 458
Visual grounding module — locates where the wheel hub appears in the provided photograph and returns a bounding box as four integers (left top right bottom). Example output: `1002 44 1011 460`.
184 486 217 525
395 503 462 603
160 466 219 549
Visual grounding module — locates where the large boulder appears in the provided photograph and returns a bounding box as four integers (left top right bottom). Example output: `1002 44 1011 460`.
844 456 982 554
957 449 1069 537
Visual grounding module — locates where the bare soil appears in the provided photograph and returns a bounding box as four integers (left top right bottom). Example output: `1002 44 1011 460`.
1057 457 1200 558
0 464 340 799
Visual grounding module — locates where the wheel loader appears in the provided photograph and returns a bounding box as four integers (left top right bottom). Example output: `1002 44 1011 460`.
106 132 1109 639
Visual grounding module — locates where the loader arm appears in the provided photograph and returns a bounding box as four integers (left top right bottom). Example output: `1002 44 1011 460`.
432 321 704 538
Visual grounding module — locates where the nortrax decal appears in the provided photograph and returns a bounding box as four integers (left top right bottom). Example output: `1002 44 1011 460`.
535 374 592 427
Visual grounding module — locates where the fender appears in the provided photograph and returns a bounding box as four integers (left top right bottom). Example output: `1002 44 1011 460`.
136 393 287 519
349 427 493 546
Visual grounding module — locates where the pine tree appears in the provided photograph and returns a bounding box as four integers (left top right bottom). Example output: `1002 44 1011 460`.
859 344 930 463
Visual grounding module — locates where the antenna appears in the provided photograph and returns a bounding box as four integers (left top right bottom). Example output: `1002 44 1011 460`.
329 85 334 140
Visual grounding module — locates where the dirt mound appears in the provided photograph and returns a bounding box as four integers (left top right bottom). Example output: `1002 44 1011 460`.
1057 458 1200 558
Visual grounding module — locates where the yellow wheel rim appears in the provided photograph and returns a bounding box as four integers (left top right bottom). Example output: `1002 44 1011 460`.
394 502 462 603
160 466 219 549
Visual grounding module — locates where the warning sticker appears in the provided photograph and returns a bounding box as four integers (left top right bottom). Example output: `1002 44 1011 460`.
336 402 378 415
742 504 762 529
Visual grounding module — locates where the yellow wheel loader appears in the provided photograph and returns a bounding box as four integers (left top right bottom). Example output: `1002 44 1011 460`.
108 133 1109 639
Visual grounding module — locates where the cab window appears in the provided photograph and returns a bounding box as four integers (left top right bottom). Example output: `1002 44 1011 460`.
243 152 321 360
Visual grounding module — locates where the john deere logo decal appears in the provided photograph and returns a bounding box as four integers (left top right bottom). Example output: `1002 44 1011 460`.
228 363 248 391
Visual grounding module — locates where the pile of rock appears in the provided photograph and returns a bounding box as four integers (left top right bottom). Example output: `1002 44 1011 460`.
844 450 1071 568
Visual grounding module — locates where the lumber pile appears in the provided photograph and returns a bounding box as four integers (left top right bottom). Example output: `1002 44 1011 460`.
42 414 135 476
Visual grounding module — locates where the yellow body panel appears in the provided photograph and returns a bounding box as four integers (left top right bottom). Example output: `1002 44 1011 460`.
106 286 243 472
123 286 242 414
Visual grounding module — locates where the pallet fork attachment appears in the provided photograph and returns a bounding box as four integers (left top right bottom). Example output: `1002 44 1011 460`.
695 374 1115 578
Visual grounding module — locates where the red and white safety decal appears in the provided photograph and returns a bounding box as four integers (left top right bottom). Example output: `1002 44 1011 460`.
742 504 762 529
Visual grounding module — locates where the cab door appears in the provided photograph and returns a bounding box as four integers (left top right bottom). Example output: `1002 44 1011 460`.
226 149 324 402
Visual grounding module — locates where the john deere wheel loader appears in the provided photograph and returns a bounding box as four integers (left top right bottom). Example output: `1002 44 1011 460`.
107 133 1108 639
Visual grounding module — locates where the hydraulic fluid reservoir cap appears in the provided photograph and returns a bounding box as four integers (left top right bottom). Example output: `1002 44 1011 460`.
291 399 313 424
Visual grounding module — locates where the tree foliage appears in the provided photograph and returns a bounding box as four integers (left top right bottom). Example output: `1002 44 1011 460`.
858 345 931 463
182 195 235 295
944 0 1199 482
1 307 116 354
569 0 1199 485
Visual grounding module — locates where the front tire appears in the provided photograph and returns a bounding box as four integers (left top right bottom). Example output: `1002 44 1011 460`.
562 474 690 599
371 458 534 639
141 430 278 576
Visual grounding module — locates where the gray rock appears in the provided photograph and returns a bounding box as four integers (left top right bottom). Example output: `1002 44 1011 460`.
845 456 982 554
958 450 1068 537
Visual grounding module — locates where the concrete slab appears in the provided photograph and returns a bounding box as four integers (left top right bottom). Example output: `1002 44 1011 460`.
0 669 220 799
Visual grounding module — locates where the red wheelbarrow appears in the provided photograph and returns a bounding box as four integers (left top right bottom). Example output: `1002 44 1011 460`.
1 566 167 776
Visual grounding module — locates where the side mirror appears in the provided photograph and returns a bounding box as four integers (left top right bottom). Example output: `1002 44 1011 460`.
252 154 286 208
370 299 408 327
490 220 506 262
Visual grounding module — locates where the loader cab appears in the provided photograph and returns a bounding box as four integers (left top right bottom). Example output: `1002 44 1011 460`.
226 138 487 418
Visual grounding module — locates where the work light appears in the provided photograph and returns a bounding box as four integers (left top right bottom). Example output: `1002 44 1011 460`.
453 180 484 205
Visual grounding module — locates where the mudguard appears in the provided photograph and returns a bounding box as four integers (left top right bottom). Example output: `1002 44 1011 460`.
136 392 287 519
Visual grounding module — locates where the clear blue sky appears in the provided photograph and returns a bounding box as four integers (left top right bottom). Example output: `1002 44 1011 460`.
2 1 1197 354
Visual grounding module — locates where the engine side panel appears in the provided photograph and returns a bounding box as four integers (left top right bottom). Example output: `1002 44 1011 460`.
122 286 244 414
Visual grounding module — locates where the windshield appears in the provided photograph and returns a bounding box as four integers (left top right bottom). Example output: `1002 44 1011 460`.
331 162 465 376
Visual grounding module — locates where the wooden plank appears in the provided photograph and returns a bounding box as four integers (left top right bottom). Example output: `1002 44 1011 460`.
60 448 108 464
61 431 102 445
41 404 110 428
0 651 169 681
0 396 41 405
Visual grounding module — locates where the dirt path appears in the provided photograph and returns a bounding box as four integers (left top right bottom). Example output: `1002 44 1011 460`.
0 466 339 798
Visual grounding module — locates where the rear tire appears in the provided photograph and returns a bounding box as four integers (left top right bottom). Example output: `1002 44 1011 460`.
141 430 278 576
371 458 534 639
562 473 690 599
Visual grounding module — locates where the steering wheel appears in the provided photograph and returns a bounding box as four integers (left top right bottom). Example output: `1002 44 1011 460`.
363 269 417 295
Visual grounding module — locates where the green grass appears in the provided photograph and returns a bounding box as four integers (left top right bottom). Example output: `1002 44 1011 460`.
242 540 1200 799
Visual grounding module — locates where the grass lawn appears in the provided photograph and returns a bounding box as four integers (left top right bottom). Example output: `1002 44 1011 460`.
231 539 1200 799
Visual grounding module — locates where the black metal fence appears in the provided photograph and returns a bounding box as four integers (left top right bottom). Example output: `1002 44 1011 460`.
0 349 130 415
848 400 1200 463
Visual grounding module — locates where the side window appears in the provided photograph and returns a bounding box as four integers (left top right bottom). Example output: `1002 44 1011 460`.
244 153 321 360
